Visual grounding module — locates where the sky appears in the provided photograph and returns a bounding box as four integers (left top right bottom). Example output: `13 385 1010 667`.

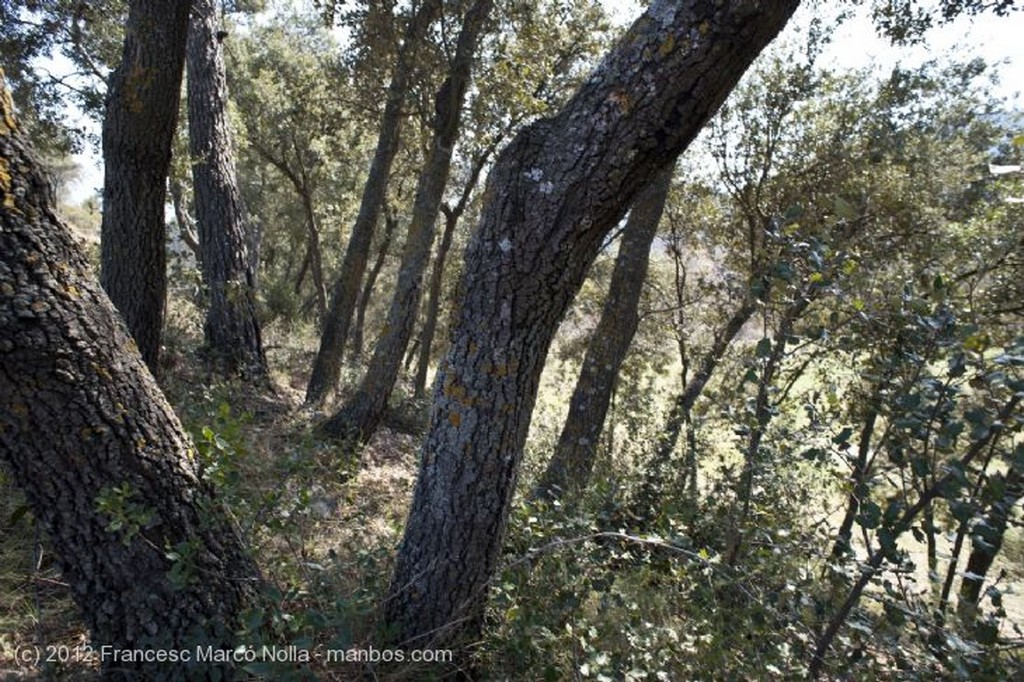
62 1 1023 204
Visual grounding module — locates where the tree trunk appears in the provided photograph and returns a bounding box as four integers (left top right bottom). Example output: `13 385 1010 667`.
413 144 496 399
187 0 267 379
534 165 672 501
725 296 808 567
251 141 328 322
351 205 398 358
169 177 200 263
384 0 799 653
1 73 260 679
322 0 494 441
305 0 442 405
99 0 190 375
957 466 1024 621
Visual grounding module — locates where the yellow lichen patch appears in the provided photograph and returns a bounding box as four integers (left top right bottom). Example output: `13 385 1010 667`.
63 284 81 299
658 33 676 57
90 361 112 381
609 91 632 115
0 157 15 210
443 378 468 402
698 21 710 35
449 411 461 427
0 68 17 134
135 437 147 451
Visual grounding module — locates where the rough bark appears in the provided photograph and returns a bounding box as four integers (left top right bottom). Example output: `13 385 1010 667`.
384 0 800 652
534 165 673 501
305 0 442 405
957 466 1024 620
1 72 260 679
187 0 267 379
413 144 496 399
99 0 190 375
322 0 494 441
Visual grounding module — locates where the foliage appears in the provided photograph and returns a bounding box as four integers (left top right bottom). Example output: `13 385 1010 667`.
0 0 123 154
4 0 1024 679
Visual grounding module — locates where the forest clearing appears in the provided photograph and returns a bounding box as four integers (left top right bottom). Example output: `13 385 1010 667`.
1 0 1023 679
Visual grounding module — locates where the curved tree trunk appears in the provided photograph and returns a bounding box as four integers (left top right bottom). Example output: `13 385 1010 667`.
100 0 190 375
534 165 673 501
305 0 442 405
322 0 494 441
1 73 259 679
187 0 267 379
384 0 799 653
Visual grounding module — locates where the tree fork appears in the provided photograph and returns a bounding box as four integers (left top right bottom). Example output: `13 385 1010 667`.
321 0 495 442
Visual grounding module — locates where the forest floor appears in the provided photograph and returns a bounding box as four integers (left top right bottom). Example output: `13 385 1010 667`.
1 309 1022 679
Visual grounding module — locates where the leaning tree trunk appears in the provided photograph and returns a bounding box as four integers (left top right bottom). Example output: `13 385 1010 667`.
534 165 672 501
305 0 441 405
0 71 259 680
100 0 190 375
187 0 267 379
322 0 494 441
384 0 800 653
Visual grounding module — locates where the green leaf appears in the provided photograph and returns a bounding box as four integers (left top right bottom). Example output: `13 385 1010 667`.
877 528 899 559
856 500 882 529
910 456 930 478
950 500 976 523
242 662 277 676
948 353 966 378
756 338 773 358
832 427 854 445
